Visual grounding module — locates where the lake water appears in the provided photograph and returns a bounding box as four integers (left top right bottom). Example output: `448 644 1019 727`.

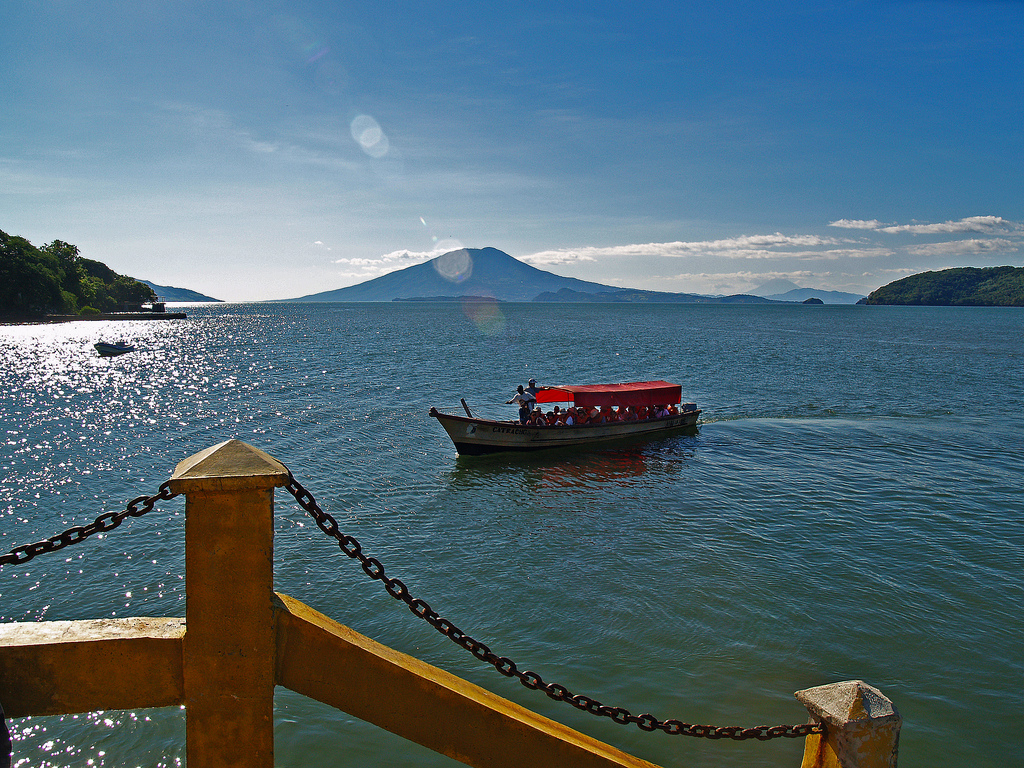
1 302 1021 767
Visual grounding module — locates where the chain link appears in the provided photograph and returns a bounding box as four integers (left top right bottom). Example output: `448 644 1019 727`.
0 482 179 567
283 474 825 742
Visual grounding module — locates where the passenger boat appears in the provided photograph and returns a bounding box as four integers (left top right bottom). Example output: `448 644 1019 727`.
94 341 135 357
429 380 700 455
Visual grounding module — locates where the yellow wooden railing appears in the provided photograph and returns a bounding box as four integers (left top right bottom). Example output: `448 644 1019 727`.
0 439 901 767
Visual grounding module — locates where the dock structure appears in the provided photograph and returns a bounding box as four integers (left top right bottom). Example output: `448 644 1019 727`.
42 311 187 321
0 439 901 767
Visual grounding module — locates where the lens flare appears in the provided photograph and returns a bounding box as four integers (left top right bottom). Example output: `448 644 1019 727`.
432 248 472 283
462 298 505 336
350 115 389 158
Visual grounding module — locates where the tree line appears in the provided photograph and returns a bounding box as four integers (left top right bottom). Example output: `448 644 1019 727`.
0 229 157 318
864 266 1024 307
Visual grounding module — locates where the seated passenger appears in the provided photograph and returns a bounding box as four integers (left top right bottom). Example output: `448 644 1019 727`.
654 404 670 418
575 407 590 424
530 407 546 426
637 405 650 420
623 406 638 421
668 404 679 415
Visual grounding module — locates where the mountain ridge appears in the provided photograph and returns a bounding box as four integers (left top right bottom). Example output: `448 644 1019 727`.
287 247 785 303
763 287 866 304
288 247 613 302
752 277 865 304
141 280 222 302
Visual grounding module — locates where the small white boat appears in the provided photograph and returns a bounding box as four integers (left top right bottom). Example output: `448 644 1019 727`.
430 380 700 455
94 341 135 357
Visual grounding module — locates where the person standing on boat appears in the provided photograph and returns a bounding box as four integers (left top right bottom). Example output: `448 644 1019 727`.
525 378 541 405
506 385 534 424
508 381 538 409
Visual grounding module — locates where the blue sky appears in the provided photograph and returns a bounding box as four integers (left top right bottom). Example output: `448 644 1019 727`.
3 1 1023 301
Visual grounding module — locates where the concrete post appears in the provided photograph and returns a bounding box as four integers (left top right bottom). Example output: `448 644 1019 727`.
168 439 289 768
795 680 901 768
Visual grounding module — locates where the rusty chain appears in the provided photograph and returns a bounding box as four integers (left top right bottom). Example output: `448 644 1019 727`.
0 473 824 741
0 482 179 567
283 473 825 742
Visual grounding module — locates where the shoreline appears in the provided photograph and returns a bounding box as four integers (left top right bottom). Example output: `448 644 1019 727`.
1 311 187 325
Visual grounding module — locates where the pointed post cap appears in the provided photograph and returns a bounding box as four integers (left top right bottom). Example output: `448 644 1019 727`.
794 680 899 728
168 439 290 493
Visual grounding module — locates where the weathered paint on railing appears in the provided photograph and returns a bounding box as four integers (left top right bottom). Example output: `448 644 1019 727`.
169 439 287 768
0 439 903 767
273 592 661 768
0 617 184 716
796 680 901 768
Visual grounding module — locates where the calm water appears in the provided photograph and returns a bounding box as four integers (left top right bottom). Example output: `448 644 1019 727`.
1 302 1021 767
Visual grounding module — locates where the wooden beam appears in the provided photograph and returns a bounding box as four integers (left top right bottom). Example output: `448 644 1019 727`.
0 617 184 718
273 592 662 768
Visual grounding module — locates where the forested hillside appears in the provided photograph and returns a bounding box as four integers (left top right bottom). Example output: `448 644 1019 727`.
864 266 1024 306
0 229 156 318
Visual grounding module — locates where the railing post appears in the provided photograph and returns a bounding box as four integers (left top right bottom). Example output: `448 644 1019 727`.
795 680 901 768
168 440 289 768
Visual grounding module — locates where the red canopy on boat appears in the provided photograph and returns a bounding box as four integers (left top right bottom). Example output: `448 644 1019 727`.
534 380 683 408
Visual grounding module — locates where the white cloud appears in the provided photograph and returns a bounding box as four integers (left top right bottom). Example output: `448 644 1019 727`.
830 216 1024 237
331 243 466 279
904 238 1017 257
823 247 894 259
522 233 843 264
520 250 597 266
829 219 888 230
878 216 1022 235
680 234 839 251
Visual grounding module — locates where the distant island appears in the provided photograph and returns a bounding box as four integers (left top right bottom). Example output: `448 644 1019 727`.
141 280 222 303
1 229 156 319
862 266 1024 306
394 295 504 302
751 277 865 304
532 287 774 304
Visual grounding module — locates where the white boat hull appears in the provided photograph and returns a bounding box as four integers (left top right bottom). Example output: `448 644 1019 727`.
429 408 701 455
94 342 135 357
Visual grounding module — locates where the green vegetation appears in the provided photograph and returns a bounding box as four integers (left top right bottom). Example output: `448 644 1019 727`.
0 229 157 318
865 266 1024 307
